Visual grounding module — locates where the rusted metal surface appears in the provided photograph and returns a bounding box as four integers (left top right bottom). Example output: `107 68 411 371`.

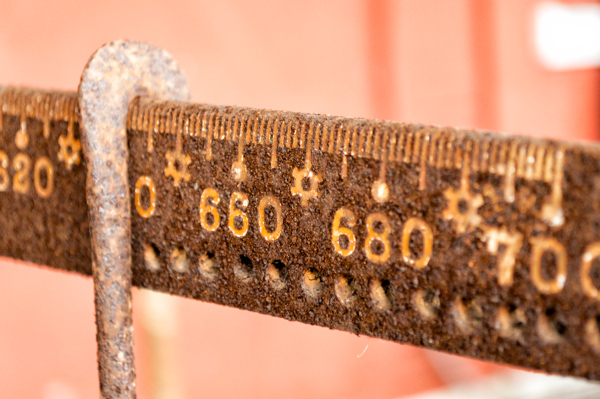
1 86 600 381
78 41 189 399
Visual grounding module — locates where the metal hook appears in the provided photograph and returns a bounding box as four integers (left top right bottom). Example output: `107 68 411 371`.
78 40 189 399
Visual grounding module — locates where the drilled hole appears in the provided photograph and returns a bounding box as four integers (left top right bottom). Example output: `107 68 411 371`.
266 260 286 290
537 308 565 344
586 317 600 353
334 276 357 306
414 289 440 319
453 298 482 333
556 320 567 336
234 254 254 282
144 244 160 272
497 306 527 342
370 279 391 311
302 268 323 297
466 300 483 323
199 252 218 280
170 247 189 273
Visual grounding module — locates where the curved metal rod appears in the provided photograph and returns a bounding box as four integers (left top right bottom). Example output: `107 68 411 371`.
78 40 189 399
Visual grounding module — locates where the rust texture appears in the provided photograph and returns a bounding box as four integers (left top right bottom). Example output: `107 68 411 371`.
77 41 189 399
1 86 600 381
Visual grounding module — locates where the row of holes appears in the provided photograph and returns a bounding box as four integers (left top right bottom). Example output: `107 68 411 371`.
143 244 600 352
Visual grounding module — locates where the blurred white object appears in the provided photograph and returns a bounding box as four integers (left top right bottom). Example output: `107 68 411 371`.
139 289 185 399
402 370 600 399
535 2 600 70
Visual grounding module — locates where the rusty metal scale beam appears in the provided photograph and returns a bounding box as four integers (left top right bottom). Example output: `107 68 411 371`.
2 84 600 381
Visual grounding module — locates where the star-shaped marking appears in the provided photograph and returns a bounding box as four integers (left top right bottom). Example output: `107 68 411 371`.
442 181 484 234
57 124 81 171
164 150 191 187
291 167 322 207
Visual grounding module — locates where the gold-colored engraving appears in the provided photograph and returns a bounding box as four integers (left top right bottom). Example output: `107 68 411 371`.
418 134 429 190
164 150 191 187
291 167 322 207
134 176 156 218
401 217 433 269
333 123 342 154
292 121 322 207
542 148 565 227
231 117 248 182
165 109 191 187
15 120 28 150
504 142 517 203
534 145 545 180
0 151 9 191
228 192 249 237
442 166 483 234
364 212 391 264
270 118 279 169
581 242 600 300
205 110 215 160
371 130 390 203
33 157 54 198
483 227 523 286
530 237 567 294
340 125 352 179
12 153 31 194
57 121 81 170
42 117 50 139
412 130 422 165
231 161 247 182
371 180 389 204
258 195 283 241
252 115 260 144
331 208 357 257
200 188 221 232
147 107 157 153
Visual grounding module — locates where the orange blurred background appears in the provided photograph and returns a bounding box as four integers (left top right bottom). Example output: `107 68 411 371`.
1 1 599 398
